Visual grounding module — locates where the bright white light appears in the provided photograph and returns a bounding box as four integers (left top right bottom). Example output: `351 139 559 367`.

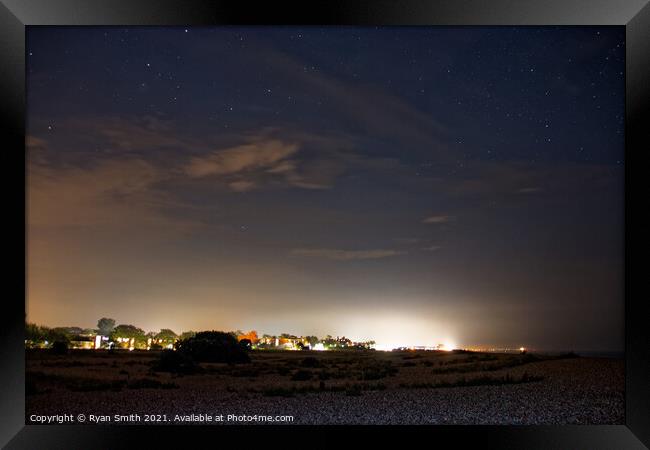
440 341 457 351
375 343 397 351
313 343 326 351
329 309 459 351
520 347 526 352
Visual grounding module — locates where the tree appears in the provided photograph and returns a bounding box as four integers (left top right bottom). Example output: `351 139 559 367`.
179 331 196 341
111 324 144 338
51 327 75 342
305 336 319 346
111 324 146 346
46 328 71 344
97 318 116 336
155 329 178 346
323 335 336 348
176 330 250 363
25 323 47 343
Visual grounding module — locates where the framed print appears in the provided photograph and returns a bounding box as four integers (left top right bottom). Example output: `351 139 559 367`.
1 0 648 448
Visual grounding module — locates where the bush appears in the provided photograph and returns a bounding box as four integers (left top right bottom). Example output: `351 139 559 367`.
175 331 250 364
153 350 200 374
51 341 68 355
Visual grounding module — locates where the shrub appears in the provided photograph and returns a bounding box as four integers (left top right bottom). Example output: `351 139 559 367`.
51 341 68 355
175 331 250 364
153 350 200 374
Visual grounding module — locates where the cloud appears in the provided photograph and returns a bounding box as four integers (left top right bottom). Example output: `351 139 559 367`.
183 135 351 192
91 116 191 152
422 215 454 224
28 157 199 236
185 139 299 178
253 47 453 161
421 245 441 252
290 248 405 261
26 135 47 151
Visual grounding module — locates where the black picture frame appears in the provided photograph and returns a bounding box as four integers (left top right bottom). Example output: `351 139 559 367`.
1 0 648 448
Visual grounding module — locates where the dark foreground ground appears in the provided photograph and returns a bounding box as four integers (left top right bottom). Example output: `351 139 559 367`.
26 349 624 425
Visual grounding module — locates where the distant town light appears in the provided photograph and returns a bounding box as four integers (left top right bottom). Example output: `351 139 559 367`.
440 341 457 352
374 344 398 351
313 343 326 351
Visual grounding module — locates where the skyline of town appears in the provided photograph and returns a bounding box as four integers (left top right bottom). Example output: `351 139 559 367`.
24 317 561 352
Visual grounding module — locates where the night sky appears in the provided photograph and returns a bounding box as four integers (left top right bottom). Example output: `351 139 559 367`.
26 27 624 351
